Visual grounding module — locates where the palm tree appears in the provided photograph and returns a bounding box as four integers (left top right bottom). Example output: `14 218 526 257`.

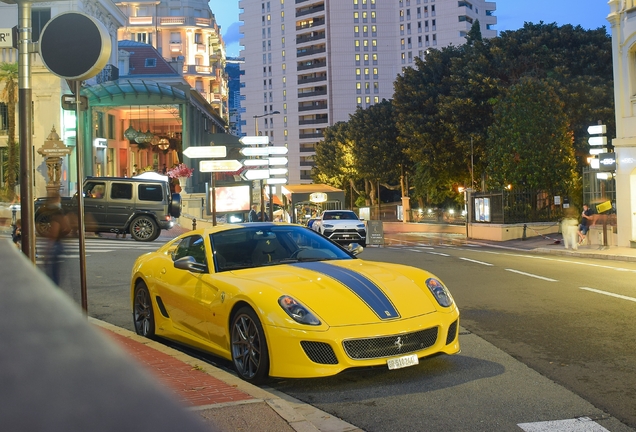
0 62 18 198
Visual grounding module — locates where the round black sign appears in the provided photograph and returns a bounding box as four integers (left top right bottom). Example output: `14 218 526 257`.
39 12 111 81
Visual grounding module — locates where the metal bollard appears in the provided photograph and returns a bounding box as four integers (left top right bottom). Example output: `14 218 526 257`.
11 205 17 227
522 224 527 240
192 218 197 230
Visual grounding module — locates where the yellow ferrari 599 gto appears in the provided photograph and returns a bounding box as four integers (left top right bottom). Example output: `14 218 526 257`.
131 223 460 383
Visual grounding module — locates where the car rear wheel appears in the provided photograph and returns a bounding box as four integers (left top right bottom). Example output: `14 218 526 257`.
231 307 269 383
133 282 155 338
35 212 53 237
130 215 158 242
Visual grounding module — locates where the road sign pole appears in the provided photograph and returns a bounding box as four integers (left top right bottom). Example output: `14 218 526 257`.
211 172 216 227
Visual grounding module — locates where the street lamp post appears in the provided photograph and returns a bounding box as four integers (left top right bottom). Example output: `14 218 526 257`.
253 111 280 221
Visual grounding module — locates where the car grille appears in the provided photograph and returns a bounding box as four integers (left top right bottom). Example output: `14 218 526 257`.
300 341 339 364
446 319 458 345
343 327 438 360
325 229 365 241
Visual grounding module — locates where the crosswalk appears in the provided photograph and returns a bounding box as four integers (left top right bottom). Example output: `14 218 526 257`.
33 237 162 261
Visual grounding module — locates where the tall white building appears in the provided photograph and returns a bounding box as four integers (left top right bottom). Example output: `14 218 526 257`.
239 0 496 184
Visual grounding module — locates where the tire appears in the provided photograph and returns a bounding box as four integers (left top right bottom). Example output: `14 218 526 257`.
133 282 155 338
169 192 182 218
35 212 53 237
129 215 159 242
231 307 270 383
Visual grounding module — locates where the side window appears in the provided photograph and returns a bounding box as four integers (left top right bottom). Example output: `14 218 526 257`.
111 182 133 200
138 184 163 202
84 182 106 199
173 235 207 265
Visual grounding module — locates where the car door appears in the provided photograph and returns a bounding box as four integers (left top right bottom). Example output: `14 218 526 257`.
159 235 220 344
106 182 134 228
82 181 108 229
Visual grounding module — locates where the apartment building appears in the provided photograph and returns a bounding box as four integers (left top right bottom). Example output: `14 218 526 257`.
239 0 496 184
116 0 229 123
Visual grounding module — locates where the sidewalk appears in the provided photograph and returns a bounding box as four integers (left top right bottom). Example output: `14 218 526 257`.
93 319 361 432
382 231 636 263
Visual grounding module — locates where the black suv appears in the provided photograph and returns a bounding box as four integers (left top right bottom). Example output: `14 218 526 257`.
35 177 181 242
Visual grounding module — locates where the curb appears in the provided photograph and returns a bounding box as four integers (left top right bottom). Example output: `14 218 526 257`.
90 318 361 432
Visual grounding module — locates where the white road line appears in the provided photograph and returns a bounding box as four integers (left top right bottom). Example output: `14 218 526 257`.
518 417 609 431
580 287 636 303
427 251 450 257
459 257 493 266
406 249 424 252
505 268 558 282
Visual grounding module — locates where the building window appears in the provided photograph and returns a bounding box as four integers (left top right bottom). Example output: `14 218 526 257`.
32 8 51 42
144 58 156 67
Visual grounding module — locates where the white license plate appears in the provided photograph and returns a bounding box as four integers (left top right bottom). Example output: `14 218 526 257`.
387 354 419 370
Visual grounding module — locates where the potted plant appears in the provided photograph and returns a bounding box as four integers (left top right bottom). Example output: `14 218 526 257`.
167 163 194 193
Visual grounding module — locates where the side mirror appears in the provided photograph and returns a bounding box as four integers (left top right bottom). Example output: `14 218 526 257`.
174 256 208 273
347 243 364 256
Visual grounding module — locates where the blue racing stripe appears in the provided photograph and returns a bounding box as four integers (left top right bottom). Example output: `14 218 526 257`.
292 262 399 320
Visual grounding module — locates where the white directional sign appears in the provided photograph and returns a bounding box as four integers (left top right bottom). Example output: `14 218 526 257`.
240 146 288 156
266 178 288 185
183 145 227 159
242 157 288 167
199 159 243 173
241 169 271 180
239 135 271 146
587 125 606 135
588 136 607 146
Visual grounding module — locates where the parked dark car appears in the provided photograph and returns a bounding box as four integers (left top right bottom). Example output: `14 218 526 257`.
35 177 181 242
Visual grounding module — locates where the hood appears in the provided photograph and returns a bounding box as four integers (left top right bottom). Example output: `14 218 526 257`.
231 259 439 326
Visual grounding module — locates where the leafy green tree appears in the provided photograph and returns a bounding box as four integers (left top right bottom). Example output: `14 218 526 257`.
347 100 409 205
313 121 358 190
0 62 18 197
486 78 578 195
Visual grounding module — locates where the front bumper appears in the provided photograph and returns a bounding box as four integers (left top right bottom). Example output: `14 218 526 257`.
265 309 460 378
323 228 366 243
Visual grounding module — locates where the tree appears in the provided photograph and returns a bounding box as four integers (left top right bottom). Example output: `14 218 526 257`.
0 62 18 198
347 100 408 206
486 77 578 195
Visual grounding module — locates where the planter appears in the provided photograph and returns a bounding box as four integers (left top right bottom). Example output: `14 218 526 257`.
178 177 187 193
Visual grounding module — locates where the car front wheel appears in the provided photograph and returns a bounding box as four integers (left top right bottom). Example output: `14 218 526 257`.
231 307 270 383
130 215 158 242
133 282 155 338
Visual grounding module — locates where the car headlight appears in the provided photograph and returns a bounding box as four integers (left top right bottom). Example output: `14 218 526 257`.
425 278 453 307
323 224 334 228
356 224 365 229
278 295 321 325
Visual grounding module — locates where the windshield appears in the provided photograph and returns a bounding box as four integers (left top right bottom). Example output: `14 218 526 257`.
210 225 354 271
322 211 359 220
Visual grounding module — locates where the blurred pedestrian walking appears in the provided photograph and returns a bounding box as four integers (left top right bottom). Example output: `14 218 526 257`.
44 192 70 286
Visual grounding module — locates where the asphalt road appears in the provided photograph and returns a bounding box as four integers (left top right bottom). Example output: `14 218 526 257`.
40 234 636 431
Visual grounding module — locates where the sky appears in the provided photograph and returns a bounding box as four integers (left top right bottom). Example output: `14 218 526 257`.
209 0 611 58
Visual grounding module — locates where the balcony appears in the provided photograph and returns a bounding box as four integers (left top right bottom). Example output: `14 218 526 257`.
169 42 183 52
296 32 325 44
195 17 212 27
299 132 323 139
298 74 327 84
297 46 326 57
297 58 326 71
196 43 207 54
184 64 212 74
160 16 186 26
129 16 154 26
296 4 325 18
298 88 327 98
298 102 327 111
299 117 328 125
296 17 325 31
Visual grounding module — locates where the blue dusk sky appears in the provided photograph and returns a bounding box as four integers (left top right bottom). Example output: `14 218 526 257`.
209 0 611 58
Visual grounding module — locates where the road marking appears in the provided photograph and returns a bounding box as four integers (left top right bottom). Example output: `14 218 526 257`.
505 269 557 282
459 257 493 266
518 417 609 431
427 251 450 257
580 287 636 303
